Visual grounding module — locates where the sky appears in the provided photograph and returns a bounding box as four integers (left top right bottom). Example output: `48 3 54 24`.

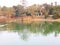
0 0 60 7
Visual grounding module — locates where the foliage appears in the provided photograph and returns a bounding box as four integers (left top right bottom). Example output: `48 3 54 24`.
0 4 60 18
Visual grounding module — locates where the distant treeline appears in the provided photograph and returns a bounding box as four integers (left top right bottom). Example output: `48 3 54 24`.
0 3 60 19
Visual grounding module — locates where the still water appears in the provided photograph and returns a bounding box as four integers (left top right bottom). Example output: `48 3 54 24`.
0 21 60 45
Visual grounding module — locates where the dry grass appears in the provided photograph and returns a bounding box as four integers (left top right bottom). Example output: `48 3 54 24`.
0 16 60 23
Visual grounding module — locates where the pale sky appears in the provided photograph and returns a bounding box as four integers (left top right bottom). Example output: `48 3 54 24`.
0 0 60 7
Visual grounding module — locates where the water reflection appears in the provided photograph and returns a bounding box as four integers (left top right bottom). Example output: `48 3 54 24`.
0 21 60 45
0 21 60 40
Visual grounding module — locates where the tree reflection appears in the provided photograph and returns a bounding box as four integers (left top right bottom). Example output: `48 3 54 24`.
0 21 60 40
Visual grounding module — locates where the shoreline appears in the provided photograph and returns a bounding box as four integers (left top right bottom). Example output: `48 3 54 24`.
0 16 60 23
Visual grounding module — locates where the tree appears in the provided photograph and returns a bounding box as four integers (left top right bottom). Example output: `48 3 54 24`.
52 6 60 19
13 5 25 17
43 3 52 18
49 8 53 15
27 4 38 16
2 6 15 17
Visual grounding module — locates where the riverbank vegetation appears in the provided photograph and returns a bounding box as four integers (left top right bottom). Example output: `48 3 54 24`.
0 3 60 22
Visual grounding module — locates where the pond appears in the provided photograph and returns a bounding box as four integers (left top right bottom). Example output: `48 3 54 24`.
0 21 60 45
